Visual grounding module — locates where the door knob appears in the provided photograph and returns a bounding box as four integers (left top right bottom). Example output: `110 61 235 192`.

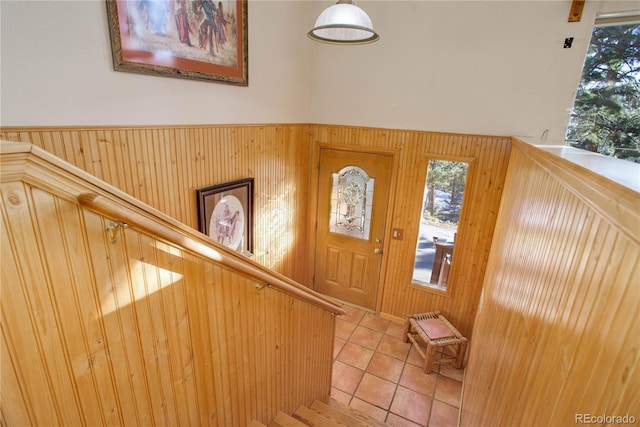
374 248 383 255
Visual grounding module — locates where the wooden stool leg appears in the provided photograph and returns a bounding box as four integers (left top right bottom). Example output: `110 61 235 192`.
424 342 437 374
455 339 468 369
403 318 412 343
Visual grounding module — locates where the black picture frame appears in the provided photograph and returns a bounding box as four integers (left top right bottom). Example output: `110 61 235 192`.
196 178 253 254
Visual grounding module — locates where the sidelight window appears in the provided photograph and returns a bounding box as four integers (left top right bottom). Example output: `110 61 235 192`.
412 159 468 291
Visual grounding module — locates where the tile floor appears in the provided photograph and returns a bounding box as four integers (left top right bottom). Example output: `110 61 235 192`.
331 305 465 427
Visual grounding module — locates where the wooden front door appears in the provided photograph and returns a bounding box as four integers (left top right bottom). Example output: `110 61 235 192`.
314 149 392 310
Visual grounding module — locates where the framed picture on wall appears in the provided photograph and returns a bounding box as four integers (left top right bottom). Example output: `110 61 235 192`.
106 0 248 86
196 178 253 255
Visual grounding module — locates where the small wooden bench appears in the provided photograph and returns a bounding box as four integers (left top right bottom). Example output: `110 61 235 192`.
404 310 468 373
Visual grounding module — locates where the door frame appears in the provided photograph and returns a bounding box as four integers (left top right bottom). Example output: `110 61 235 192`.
307 142 400 314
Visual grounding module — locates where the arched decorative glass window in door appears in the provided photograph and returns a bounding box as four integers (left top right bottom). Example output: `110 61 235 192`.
329 166 375 240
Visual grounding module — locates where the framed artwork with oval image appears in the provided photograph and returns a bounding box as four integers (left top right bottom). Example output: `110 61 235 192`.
196 178 253 255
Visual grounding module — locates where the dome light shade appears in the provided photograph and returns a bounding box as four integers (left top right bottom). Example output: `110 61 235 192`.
308 0 379 45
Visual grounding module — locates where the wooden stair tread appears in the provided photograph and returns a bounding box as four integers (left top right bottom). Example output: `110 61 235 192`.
324 398 388 426
309 400 369 426
293 405 342 427
248 420 267 427
269 411 307 427
261 400 389 427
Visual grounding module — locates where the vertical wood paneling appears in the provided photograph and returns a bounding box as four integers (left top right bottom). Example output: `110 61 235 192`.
308 125 512 337
0 125 314 287
2 182 83 426
461 140 639 426
1 148 337 426
1 328 34 426
31 191 105 426
1 198 59 426
126 232 167 426
1 124 512 339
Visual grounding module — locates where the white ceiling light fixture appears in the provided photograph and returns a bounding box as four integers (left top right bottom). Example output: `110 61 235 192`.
308 0 380 45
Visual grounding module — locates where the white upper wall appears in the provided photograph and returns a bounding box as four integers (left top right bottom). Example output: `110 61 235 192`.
308 0 639 143
0 0 313 126
1 0 637 143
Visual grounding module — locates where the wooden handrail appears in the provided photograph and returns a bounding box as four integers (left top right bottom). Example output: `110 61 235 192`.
78 193 346 316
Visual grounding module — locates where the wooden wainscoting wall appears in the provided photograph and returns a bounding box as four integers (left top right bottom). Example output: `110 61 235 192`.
461 139 639 425
309 125 512 337
1 143 338 426
0 125 313 285
1 124 513 338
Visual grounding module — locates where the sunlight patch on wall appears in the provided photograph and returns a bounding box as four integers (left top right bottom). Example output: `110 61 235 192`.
99 259 183 317
256 182 296 270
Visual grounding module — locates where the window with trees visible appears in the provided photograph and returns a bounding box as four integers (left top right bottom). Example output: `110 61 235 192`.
412 159 468 292
566 22 640 163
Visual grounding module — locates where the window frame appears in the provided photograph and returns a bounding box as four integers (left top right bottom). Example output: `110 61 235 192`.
565 15 640 162
409 154 476 297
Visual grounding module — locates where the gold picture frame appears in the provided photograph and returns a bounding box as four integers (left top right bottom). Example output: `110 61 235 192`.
106 0 248 86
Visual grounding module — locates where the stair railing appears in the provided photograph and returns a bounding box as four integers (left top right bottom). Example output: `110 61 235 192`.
2 140 344 316
78 192 345 315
